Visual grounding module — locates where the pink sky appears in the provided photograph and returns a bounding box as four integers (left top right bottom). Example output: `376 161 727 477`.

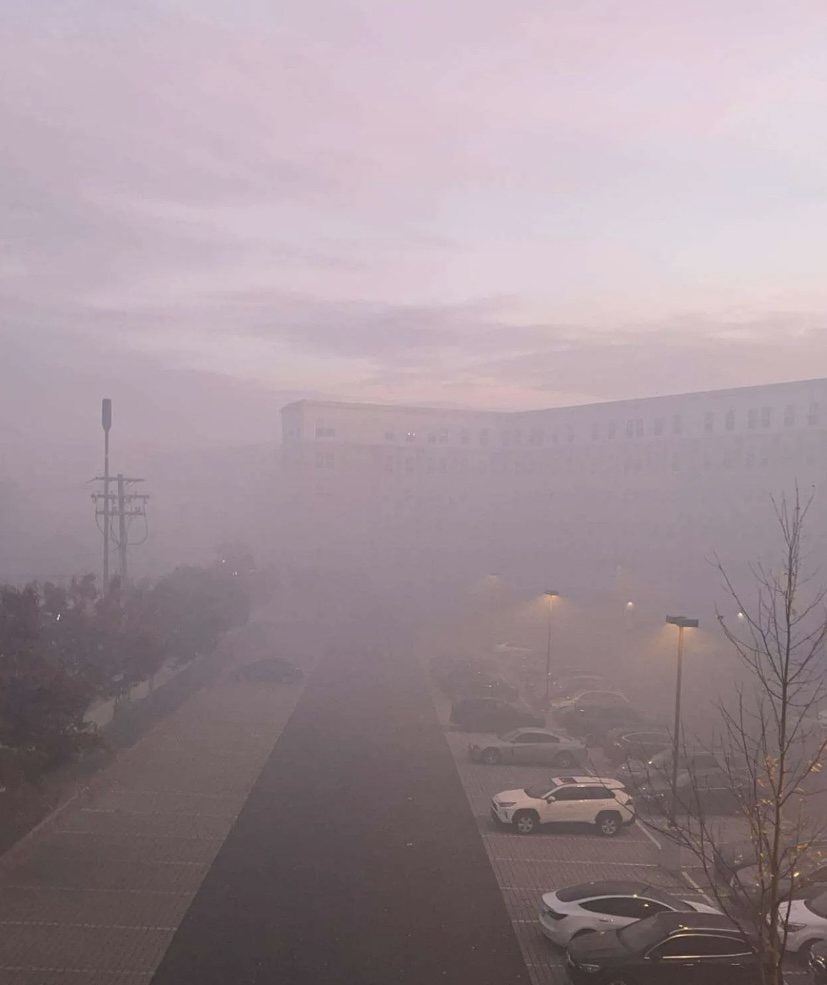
3 0 827 462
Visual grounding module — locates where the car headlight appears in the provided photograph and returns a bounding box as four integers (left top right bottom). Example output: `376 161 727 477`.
785 923 807 932
497 801 516 808
579 963 601 973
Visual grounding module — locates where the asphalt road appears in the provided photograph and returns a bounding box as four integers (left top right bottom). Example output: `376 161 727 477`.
150 614 530 985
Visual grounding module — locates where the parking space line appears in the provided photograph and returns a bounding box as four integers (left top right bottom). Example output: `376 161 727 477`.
681 870 715 905
635 820 661 848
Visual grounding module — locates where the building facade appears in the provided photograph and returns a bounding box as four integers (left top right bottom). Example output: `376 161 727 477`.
278 380 827 616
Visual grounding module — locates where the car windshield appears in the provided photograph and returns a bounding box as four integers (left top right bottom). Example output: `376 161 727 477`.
524 784 554 799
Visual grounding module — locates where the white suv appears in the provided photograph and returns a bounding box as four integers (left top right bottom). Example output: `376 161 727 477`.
491 775 634 837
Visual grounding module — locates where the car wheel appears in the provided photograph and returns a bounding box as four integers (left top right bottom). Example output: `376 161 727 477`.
481 748 502 765
595 811 622 837
513 810 539 835
799 940 823 963
553 751 576 769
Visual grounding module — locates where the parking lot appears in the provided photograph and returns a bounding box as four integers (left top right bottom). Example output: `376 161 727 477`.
431 690 809 984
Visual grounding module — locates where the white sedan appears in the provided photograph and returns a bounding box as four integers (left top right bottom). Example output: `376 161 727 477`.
779 892 827 958
539 880 721 946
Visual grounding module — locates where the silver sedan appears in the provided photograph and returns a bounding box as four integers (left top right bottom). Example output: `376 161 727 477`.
468 728 587 768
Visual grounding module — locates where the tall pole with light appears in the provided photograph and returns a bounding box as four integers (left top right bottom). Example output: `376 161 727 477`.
543 591 559 708
665 614 699 826
101 398 112 593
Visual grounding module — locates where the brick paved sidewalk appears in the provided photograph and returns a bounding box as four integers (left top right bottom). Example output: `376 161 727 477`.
0 652 306 985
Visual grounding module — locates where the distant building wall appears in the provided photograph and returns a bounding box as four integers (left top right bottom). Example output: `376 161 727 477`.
277 381 827 616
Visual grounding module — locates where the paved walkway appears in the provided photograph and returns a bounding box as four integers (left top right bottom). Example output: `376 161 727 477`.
0 642 305 984
150 614 529 984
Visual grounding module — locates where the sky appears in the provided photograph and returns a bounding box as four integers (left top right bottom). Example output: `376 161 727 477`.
3 0 827 469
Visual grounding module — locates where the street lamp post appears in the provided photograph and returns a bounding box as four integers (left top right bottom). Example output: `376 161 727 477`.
665 615 699 826
543 591 559 708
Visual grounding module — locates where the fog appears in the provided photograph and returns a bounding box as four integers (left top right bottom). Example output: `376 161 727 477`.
3 2 827 983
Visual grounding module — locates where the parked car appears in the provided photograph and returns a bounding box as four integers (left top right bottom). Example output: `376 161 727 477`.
539 879 720 946
810 940 827 983
779 891 827 960
565 910 774 985
618 747 745 793
640 767 747 816
460 677 519 702
490 775 634 837
232 657 302 683
548 673 606 701
431 657 503 698
731 843 827 906
557 702 662 744
468 728 586 768
449 697 543 733
494 641 534 657
551 690 629 713
604 728 671 766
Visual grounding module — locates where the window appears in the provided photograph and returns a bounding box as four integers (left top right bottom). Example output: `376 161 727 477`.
725 409 735 431
315 426 336 438
528 428 544 445
427 433 437 444
460 429 470 445
582 898 667 920
704 412 714 434
747 408 757 430
635 419 643 438
406 431 416 442
625 420 635 438
314 451 334 469
591 423 600 441
517 732 555 744
784 404 796 427
384 431 395 441
404 457 415 473
761 407 772 429
479 429 490 446
514 430 523 445
438 429 449 444
809 402 820 426
551 787 587 802
607 421 616 440
672 415 682 435
654 418 664 437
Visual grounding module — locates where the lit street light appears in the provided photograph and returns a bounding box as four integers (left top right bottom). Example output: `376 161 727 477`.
665 614 699 826
543 591 559 708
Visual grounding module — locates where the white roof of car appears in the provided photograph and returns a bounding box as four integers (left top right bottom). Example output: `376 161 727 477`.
551 775 626 789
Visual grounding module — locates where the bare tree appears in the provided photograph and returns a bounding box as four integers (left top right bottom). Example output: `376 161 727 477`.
636 489 827 985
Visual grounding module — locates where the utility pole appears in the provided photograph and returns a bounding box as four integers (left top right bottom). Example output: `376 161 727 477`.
102 398 112 592
117 473 128 587
91 399 150 593
113 474 148 588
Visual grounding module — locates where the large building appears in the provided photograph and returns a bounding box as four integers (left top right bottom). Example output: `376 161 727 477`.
278 379 827 618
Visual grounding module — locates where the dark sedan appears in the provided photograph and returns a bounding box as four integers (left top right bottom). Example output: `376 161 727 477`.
566 910 772 985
